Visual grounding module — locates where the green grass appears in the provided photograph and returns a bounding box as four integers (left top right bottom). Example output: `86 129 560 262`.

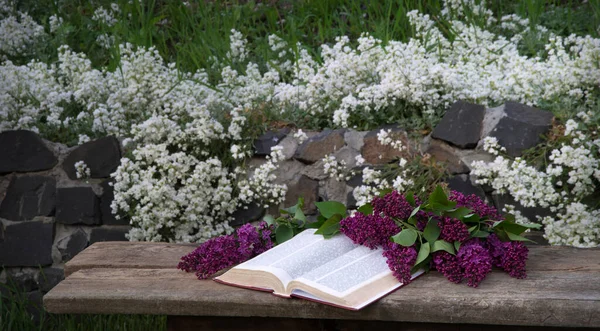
1 281 166 331
10 0 600 74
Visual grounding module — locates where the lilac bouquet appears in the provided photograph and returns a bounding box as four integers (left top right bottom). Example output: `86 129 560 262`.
340 187 537 287
178 222 273 279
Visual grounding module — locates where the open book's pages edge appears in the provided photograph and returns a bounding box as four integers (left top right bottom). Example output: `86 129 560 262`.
214 268 289 297
290 269 426 310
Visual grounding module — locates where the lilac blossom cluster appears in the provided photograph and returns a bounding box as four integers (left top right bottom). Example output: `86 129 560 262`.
178 222 273 279
340 190 530 287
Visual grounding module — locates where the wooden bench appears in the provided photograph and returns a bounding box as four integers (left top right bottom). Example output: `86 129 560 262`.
43 242 600 330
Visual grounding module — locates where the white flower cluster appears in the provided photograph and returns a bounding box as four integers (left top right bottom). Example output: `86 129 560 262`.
377 129 405 152
226 29 248 63
74 160 91 179
482 136 506 155
472 116 600 247
0 9 45 56
238 146 287 209
49 14 63 33
322 154 351 182
92 4 119 27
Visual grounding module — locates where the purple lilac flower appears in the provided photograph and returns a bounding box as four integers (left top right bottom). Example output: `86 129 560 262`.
340 213 400 249
382 243 418 284
487 233 528 279
178 234 241 279
237 223 261 260
450 191 502 220
372 191 414 219
432 251 463 283
457 239 493 288
439 217 470 243
178 221 274 279
254 221 275 255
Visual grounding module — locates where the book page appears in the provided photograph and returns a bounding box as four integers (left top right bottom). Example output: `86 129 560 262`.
297 245 390 294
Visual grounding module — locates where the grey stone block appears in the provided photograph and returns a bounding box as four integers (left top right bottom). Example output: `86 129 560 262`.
0 130 58 173
0 219 54 267
56 187 100 225
62 136 121 179
0 176 56 221
89 226 130 244
432 101 485 149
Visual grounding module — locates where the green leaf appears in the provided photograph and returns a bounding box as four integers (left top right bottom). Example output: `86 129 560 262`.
281 197 304 215
378 188 393 197
428 185 449 206
405 191 415 206
263 215 275 226
305 215 326 229
505 231 535 243
429 202 457 213
415 242 431 266
315 214 343 236
462 214 481 223
275 225 294 244
357 203 373 215
423 218 440 243
472 230 490 238
454 241 461 252
392 229 418 247
294 208 307 224
444 207 473 219
315 201 347 219
431 240 455 255
409 206 421 219
468 225 478 233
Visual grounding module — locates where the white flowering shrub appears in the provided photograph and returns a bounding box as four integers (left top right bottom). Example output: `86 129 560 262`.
1 0 599 245
0 6 46 57
472 112 600 247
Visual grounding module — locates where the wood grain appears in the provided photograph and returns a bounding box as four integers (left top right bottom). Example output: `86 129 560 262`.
45 245 600 328
64 241 197 277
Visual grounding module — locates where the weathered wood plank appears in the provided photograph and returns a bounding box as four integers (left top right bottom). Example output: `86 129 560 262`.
65 243 600 277
64 242 197 277
45 265 600 327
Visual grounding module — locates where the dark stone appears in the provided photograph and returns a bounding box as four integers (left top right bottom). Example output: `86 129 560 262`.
36 267 64 292
346 191 357 209
62 136 121 179
230 202 265 227
446 175 486 200
99 180 127 225
0 220 54 267
0 176 56 221
346 171 364 188
425 139 470 174
294 129 345 164
361 126 411 165
0 130 58 173
489 101 554 157
431 101 485 149
253 128 291 156
4 269 38 292
58 228 88 261
89 226 130 244
25 290 44 323
492 193 553 222
285 176 319 214
56 187 100 225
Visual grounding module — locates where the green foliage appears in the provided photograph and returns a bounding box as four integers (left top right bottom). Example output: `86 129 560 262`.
264 197 348 243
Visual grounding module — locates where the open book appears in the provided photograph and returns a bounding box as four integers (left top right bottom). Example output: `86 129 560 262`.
214 229 423 310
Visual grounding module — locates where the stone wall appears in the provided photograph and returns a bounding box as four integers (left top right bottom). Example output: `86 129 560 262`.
0 100 554 305
0 130 128 308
